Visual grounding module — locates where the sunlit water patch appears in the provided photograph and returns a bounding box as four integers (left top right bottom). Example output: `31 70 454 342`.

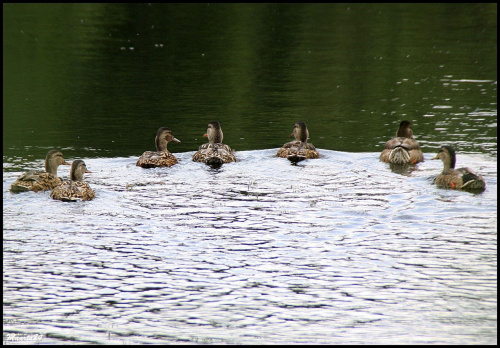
3 149 497 344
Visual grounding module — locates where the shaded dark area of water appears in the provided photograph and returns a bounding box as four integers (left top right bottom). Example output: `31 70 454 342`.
3 3 497 161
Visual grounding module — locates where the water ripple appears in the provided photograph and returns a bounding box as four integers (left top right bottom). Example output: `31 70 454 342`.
3 149 497 344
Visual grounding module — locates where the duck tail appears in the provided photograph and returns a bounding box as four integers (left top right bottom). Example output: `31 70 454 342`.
389 146 411 164
461 173 486 191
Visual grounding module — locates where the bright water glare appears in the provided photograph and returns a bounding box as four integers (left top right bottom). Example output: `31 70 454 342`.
3 149 497 344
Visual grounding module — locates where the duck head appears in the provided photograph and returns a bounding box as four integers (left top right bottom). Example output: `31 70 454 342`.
290 121 309 143
432 145 456 170
155 127 180 151
396 120 414 138
204 121 223 144
70 159 92 181
45 150 70 175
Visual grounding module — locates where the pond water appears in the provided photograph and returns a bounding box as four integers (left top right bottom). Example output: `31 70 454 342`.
3 150 497 344
3 3 497 345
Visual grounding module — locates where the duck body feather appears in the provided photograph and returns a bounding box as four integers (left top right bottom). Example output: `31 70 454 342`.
434 167 486 191
380 137 424 164
136 151 178 168
277 141 319 162
50 180 95 201
192 143 236 165
10 172 62 192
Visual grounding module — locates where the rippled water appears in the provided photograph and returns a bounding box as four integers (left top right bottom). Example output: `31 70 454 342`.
3 149 497 344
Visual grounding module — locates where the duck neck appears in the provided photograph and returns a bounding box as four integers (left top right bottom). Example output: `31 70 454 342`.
155 136 168 152
71 169 84 181
45 159 59 176
211 131 223 144
298 130 308 143
446 155 456 170
440 155 456 171
397 128 413 138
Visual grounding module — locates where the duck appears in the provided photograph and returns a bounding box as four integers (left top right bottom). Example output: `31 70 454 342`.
136 127 181 168
10 149 70 193
276 121 319 162
380 120 424 164
432 145 486 192
192 121 236 166
50 160 95 201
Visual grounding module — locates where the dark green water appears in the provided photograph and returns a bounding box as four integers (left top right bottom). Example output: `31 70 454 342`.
3 3 497 162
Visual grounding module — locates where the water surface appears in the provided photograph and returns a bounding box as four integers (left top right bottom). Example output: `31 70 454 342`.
3 150 497 344
3 3 497 158
3 3 497 345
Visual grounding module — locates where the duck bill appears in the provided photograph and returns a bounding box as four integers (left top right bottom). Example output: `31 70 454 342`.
431 155 439 160
85 170 92 174
289 133 294 137
172 137 181 143
62 161 71 165
203 133 208 138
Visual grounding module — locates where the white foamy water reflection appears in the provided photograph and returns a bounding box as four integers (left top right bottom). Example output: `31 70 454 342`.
3 149 497 344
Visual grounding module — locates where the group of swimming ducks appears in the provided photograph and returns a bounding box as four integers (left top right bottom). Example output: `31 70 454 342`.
9 120 486 201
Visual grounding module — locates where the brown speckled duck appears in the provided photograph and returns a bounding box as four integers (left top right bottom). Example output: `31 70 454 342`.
277 121 319 162
136 127 181 168
432 145 486 192
192 121 236 166
50 160 95 201
380 120 424 165
10 150 70 193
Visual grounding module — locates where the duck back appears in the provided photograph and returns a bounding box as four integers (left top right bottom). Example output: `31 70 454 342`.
380 137 423 164
10 172 62 192
136 151 178 168
434 167 486 192
192 143 236 166
277 141 319 162
51 181 95 201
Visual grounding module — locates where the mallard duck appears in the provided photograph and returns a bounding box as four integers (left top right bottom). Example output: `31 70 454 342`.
10 149 70 193
276 121 319 162
50 160 95 201
432 145 486 191
192 121 236 166
136 127 181 168
380 120 424 164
